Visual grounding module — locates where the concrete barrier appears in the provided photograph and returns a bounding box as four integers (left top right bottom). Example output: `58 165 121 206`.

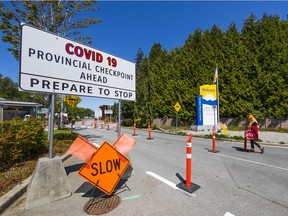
25 156 72 210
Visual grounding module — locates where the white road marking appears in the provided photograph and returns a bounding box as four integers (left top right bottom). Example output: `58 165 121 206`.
121 195 141 200
210 152 288 172
145 171 197 197
224 212 235 216
146 171 178 189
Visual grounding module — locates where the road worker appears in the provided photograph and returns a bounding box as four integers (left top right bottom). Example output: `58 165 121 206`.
247 114 264 154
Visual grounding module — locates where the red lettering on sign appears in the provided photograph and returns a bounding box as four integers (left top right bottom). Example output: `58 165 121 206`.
65 43 103 63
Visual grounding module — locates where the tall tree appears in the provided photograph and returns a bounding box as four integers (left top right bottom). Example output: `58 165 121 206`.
0 74 20 100
133 13 288 123
256 14 288 118
135 48 145 74
0 0 101 60
220 22 252 117
0 0 101 108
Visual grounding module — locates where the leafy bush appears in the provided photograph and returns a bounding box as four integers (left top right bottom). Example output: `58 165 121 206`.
122 118 134 127
0 132 75 197
53 129 78 140
177 131 187 136
0 118 47 171
151 124 158 130
135 118 148 128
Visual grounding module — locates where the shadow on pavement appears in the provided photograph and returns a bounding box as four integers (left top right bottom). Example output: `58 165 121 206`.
75 182 103 197
65 163 85 175
74 178 130 198
232 146 261 154
232 146 249 152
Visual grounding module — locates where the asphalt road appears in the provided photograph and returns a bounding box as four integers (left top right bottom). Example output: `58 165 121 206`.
3 125 288 216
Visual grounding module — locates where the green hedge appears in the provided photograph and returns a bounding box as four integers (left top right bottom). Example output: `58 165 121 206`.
122 118 134 127
135 118 148 128
0 118 47 171
122 118 150 128
53 130 78 140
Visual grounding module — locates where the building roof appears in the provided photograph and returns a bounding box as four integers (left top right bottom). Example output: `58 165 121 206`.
0 98 42 107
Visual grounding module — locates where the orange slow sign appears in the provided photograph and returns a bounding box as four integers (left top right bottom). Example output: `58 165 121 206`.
78 142 130 195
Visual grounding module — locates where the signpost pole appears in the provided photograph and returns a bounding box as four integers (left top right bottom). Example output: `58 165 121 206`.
176 112 178 131
174 102 181 131
109 105 112 124
48 94 55 159
118 100 121 137
60 95 63 129
212 105 217 153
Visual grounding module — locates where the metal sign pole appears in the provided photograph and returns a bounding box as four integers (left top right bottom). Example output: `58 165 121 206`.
214 105 217 132
212 105 217 153
110 105 112 123
48 94 55 159
118 100 121 137
176 112 178 131
60 95 63 129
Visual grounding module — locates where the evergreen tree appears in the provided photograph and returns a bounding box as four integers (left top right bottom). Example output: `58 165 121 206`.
133 13 288 123
0 75 20 100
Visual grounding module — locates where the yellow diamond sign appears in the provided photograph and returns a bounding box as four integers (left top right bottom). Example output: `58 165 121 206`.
63 95 82 108
174 102 181 112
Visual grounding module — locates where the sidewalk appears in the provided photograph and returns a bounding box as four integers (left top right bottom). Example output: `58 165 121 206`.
185 130 288 145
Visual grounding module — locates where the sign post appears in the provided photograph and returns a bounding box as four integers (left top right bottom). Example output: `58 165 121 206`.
174 102 181 131
118 100 121 137
48 94 55 159
212 105 217 153
63 95 82 130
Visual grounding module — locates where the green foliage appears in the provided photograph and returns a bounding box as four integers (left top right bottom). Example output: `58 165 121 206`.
135 118 147 128
177 131 187 136
151 124 158 130
0 0 101 61
227 126 245 131
133 14 288 122
0 131 75 197
0 0 101 110
0 118 47 171
1 3 288 123
65 106 94 120
0 75 32 101
122 118 134 127
52 130 78 141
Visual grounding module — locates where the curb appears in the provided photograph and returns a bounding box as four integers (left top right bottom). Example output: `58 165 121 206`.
147 128 288 147
0 154 72 215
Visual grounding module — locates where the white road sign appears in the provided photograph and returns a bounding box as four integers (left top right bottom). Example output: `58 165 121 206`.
104 110 113 115
20 24 136 101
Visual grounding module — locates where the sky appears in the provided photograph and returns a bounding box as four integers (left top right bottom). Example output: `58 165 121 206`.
1 1 288 111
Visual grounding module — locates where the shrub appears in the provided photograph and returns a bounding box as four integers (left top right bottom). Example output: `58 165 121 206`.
122 118 134 127
53 130 78 140
177 131 187 136
135 118 148 128
0 118 47 171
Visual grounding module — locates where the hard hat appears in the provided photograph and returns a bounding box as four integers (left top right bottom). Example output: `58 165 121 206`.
247 114 254 119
